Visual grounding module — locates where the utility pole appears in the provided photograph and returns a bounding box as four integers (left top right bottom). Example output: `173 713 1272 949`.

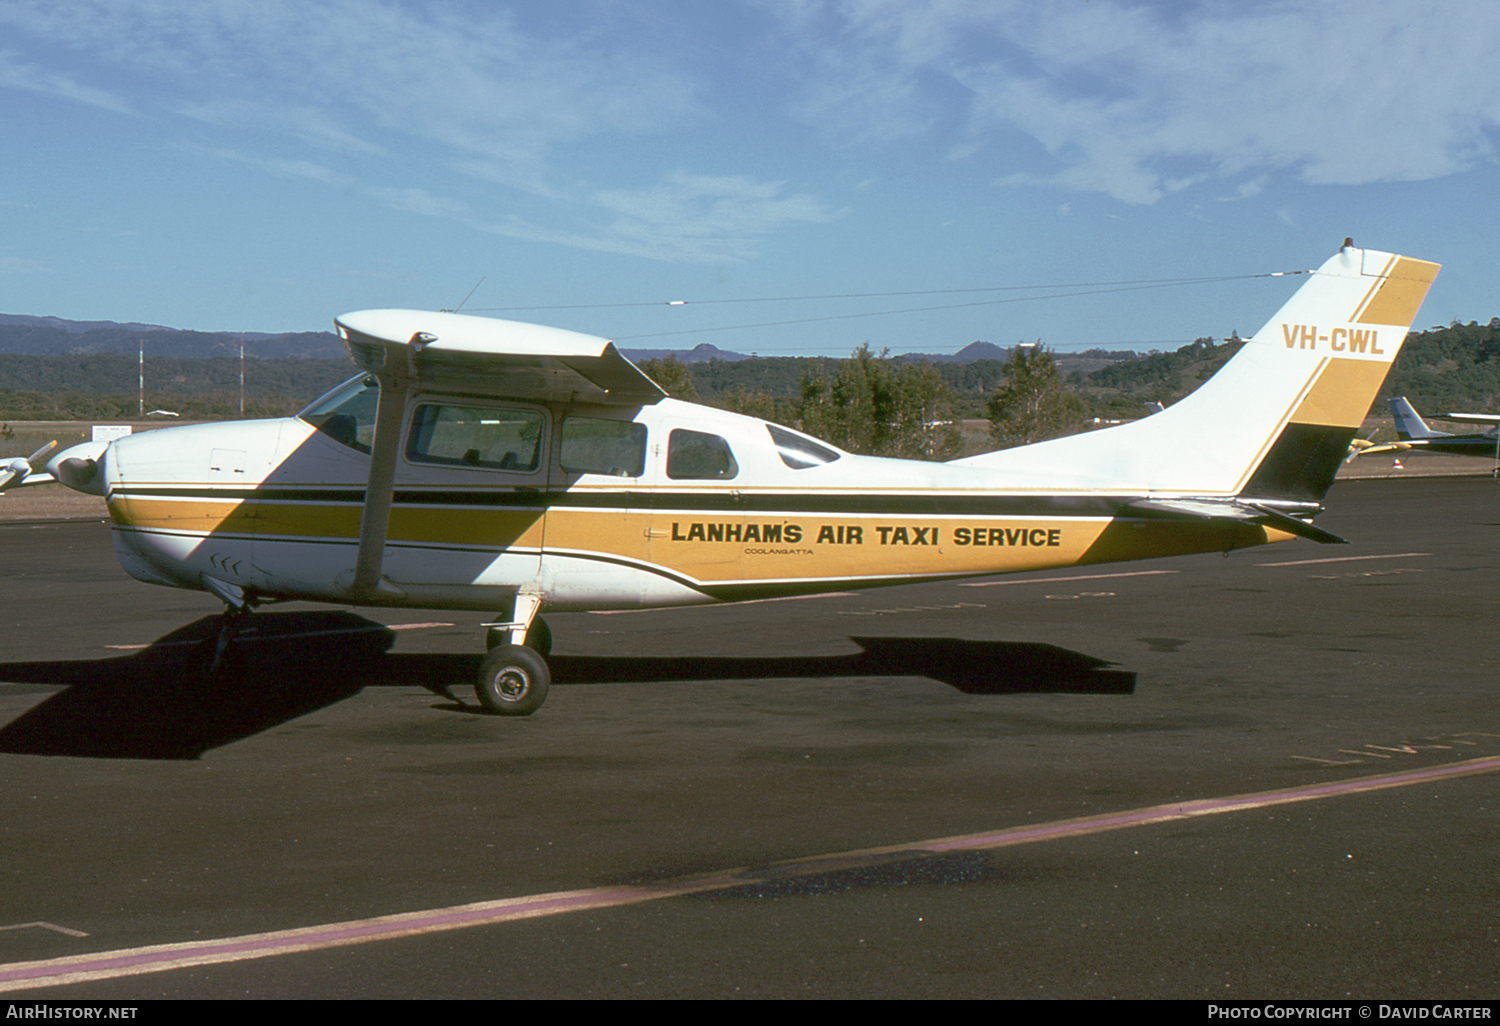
138 338 144 418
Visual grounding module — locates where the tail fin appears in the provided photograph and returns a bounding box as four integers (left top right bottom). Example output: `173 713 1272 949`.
951 243 1439 503
1389 397 1446 440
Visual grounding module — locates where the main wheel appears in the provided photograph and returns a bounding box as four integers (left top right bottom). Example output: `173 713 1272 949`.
485 615 552 657
475 644 550 716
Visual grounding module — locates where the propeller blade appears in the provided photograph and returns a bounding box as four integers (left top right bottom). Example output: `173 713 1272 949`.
27 440 59 470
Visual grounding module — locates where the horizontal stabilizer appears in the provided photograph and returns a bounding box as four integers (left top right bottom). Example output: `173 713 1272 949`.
1127 498 1348 545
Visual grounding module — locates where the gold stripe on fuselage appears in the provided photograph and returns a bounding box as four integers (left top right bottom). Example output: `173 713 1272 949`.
109 493 546 549
108 486 1284 591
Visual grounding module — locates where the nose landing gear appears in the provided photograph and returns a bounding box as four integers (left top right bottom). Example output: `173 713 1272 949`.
476 593 551 715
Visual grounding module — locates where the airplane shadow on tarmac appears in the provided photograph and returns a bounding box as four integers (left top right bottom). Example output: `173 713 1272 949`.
0 611 1135 760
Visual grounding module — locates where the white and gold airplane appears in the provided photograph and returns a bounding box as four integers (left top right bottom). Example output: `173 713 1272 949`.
0 242 1439 714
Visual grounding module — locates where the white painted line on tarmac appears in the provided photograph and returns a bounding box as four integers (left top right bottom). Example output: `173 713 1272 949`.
1256 552 1431 567
960 570 1178 588
4 754 1498 994
103 621 456 650
0 923 89 938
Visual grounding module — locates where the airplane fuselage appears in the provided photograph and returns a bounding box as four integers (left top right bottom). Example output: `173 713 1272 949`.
99 388 1281 615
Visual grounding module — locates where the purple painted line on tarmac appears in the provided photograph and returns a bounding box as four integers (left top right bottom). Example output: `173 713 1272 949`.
4 755 1497 993
917 755 1500 854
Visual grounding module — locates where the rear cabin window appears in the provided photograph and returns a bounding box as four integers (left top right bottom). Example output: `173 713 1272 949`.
666 429 738 480
560 417 647 477
767 424 841 469
406 403 543 472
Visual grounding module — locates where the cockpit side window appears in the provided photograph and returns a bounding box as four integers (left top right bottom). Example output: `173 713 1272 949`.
666 428 739 480
406 403 544 472
298 374 378 453
560 417 647 477
767 424 841 469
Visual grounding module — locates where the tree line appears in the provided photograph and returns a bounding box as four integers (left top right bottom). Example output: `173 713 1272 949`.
4 319 1497 460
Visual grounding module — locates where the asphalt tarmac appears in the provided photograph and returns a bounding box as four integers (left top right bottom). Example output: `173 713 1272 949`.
0 475 1497 1000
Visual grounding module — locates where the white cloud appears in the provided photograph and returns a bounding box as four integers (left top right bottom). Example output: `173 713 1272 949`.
762 0 1500 203
0 48 136 115
0 0 841 263
0 255 51 274
0 0 702 185
585 172 837 261
482 173 836 263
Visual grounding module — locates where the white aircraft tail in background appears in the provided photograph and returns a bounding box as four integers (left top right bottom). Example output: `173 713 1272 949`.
1359 396 1500 460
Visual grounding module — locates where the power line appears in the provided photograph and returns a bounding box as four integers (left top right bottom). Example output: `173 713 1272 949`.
465 271 1300 320
609 273 1303 342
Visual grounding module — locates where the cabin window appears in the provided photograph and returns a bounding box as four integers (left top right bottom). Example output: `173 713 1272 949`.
406 403 544 472
767 424 841 469
560 417 647 477
666 429 738 480
298 374 379 453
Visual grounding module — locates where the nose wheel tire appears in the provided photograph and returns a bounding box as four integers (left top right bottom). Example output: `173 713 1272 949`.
475 644 550 716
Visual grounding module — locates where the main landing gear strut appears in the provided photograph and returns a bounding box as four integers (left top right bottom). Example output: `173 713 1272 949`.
475 593 552 716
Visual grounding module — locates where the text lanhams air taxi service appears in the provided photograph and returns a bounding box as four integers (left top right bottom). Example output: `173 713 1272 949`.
0 242 1440 715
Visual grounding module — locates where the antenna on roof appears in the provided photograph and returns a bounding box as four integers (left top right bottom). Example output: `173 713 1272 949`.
447 277 486 314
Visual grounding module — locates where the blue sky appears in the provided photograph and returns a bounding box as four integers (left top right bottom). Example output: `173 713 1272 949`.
2 0 1497 357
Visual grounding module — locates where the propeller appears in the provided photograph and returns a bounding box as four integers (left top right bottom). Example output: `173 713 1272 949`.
0 440 58 491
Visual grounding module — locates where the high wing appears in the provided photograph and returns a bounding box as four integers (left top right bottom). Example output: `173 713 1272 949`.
334 309 666 406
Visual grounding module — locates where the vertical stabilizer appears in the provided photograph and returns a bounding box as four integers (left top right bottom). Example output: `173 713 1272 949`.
951 243 1440 502
1389 397 1446 440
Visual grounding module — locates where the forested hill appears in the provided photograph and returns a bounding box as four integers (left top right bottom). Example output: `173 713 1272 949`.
1 315 1496 422
0 316 345 359
1378 318 1500 411
1073 318 1500 414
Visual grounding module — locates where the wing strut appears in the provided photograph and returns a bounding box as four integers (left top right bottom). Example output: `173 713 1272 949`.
348 373 409 601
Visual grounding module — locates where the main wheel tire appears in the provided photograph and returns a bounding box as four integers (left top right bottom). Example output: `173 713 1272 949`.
485 615 552 657
475 644 550 716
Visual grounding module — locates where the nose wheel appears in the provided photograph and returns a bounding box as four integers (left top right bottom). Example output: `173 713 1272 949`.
475 644 550 716
475 596 551 715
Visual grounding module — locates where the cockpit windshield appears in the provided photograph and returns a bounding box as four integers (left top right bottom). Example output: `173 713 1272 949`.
298 374 379 453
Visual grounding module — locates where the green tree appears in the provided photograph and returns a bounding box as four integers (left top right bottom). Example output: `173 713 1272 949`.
889 361 960 460
794 345 958 459
639 356 698 400
987 344 1085 448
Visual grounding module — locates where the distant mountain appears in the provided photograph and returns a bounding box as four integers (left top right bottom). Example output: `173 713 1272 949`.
619 342 750 363
905 340 1011 364
2 314 1064 365
0 313 177 335
0 315 344 359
